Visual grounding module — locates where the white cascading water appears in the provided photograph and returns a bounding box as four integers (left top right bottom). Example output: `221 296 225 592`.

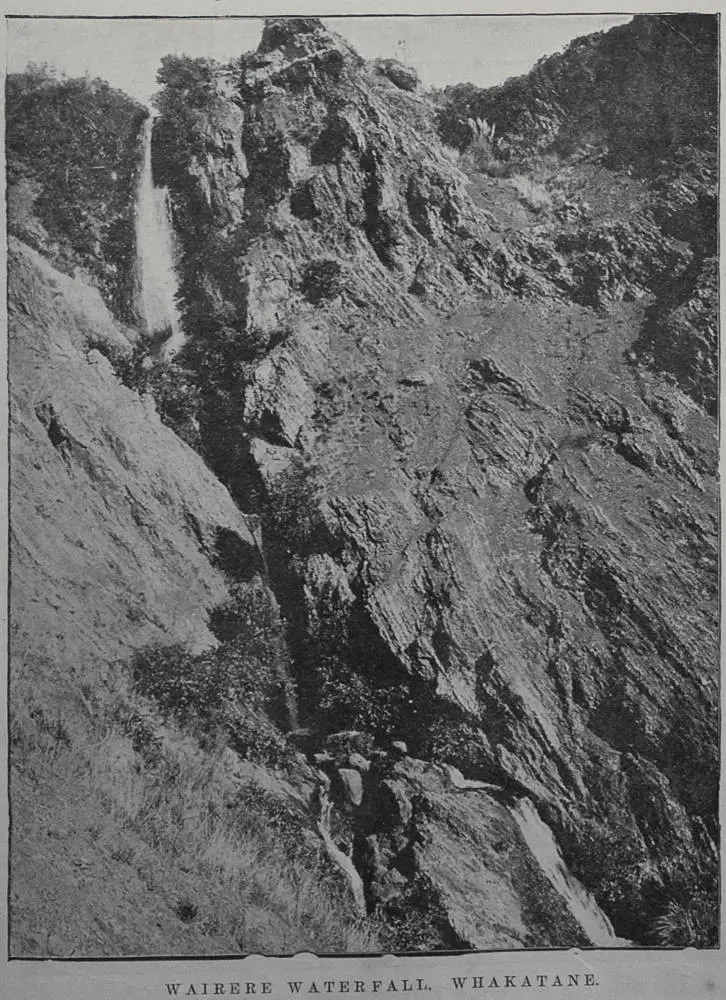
511 798 631 947
136 116 185 359
315 777 367 917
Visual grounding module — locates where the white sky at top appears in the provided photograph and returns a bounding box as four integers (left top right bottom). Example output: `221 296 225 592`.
7 15 633 107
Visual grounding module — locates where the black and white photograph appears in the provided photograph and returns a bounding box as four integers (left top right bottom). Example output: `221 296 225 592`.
5 9 720 967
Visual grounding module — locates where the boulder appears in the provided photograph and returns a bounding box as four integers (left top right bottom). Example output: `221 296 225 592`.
337 768 364 808
348 752 371 773
379 779 412 827
375 58 419 92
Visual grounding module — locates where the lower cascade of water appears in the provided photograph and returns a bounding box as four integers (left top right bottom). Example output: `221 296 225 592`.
315 777 367 917
511 798 631 946
135 116 185 359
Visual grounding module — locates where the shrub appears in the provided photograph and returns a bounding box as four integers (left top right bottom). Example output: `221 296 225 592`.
132 582 297 766
301 258 344 304
426 718 491 770
86 338 148 391
145 360 201 447
132 635 276 722
325 730 375 760
208 580 297 724
176 897 199 923
265 460 331 554
565 818 649 919
232 782 317 865
131 642 198 718
461 138 511 178
650 837 719 947
116 707 164 766
652 894 718 948
317 662 404 736
209 580 282 648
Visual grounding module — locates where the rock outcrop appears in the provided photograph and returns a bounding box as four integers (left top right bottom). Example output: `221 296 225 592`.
9 235 258 676
152 15 718 947
322 751 614 949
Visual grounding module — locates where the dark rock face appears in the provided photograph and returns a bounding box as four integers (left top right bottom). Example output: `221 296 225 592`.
152 14 718 948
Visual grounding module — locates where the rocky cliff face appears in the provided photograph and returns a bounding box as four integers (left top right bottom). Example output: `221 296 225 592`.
9 236 259 674
9 14 719 955
438 13 718 415
151 15 718 947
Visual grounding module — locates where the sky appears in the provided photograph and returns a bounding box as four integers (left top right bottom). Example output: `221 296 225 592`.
7 15 633 107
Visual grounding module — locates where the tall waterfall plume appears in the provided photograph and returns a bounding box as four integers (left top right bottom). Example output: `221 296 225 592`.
135 116 184 359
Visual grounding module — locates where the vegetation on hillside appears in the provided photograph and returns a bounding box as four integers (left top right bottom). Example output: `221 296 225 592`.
151 56 278 488
132 580 297 766
6 64 147 320
437 15 717 176
10 647 379 955
85 337 202 448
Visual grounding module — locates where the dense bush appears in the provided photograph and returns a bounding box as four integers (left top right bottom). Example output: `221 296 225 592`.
131 581 296 766
6 64 146 320
87 338 201 447
436 15 717 178
559 813 718 947
298 581 412 738
301 258 344 303
152 55 220 176
264 461 332 554
317 661 406 735
425 718 492 770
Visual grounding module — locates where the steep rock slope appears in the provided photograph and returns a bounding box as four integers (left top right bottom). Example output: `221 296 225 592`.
9 236 292 956
12 224 411 957
7 59 632 958
153 16 719 946
9 236 258 675
438 13 718 415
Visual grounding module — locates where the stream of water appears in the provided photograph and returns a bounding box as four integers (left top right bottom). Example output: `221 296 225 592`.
136 116 185 359
315 777 367 917
511 798 630 946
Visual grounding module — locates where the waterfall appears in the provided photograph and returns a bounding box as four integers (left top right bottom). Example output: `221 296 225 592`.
135 116 185 359
511 798 631 947
315 776 367 917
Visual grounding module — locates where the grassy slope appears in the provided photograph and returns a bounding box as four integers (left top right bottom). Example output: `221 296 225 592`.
8 232 381 956
11 653 378 956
